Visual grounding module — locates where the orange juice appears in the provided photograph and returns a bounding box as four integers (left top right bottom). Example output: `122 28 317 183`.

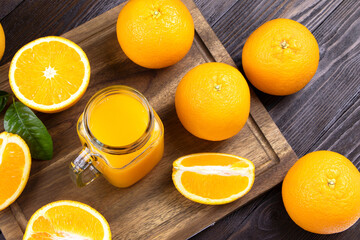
72 86 164 188
89 94 149 146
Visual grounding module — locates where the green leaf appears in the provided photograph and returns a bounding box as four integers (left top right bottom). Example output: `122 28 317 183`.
0 91 9 113
4 102 53 160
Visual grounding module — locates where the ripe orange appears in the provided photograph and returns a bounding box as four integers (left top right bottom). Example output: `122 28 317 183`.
282 151 360 234
172 153 255 205
0 23 5 61
242 18 319 95
0 132 31 210
116 0 194 69
9 36 90 113
23 200 111 240
175 62 250 141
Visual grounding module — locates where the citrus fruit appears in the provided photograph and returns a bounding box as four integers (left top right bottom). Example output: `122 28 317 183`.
116 0 194 69
175 62 250 141
242 18 319 95
9 36 90 113
23 200 111 240
282 151 360 234
0 132 31 210
0 23 5 61
172 153 255 205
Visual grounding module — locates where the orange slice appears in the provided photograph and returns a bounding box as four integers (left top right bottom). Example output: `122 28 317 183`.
172 153 255 205
0 132 31 210
23 200 111 240
9 36 90 113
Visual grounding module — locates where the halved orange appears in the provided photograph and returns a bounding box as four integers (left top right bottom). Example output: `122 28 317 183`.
172 153 255 205
23 200 111 240
0 132 31 210
9 36 90 113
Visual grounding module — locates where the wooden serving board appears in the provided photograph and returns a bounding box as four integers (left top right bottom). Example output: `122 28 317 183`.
0 0 298 239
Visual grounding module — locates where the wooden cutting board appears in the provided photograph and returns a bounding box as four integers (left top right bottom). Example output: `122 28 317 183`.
0 0 298 239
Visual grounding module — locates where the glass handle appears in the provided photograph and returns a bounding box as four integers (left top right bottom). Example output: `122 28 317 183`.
69 148 101 187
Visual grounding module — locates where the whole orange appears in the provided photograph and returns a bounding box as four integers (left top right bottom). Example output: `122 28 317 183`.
242 18 319 95
0 23 5 61
282 151 360 234
116 0 194 69
175 62 250 141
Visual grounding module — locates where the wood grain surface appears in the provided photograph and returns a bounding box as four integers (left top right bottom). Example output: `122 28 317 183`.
191 0 360 239
0 0 359 239
0 0 299 239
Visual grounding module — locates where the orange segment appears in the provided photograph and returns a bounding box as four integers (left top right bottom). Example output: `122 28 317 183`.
0 23 5 61
172 153 255 205
23 200 111 240
9 36 90 113
180 153 250 167
0 132 31 210
181 171 250 199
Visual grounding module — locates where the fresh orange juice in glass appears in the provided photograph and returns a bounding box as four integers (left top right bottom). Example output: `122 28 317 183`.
70 85 164 188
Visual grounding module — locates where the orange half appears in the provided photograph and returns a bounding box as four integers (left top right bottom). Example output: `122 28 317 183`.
9 36 90 113
172 153 255 205
0 132 31 210
23 200 111 240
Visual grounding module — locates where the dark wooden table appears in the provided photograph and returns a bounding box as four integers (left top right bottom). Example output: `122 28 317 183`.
0 0 359 239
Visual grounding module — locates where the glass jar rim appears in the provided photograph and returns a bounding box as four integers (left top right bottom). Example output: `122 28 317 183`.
83 85 154 155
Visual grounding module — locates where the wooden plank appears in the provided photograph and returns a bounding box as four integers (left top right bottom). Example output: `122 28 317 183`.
192 0 360 238
194 2 360 239
0 0 297 239
0 207 23 240
189 191 273 239
0 0 237 66
0 0 24 20
0 0 127 65
211 0 343 65
193 0 238 26
311 96 360 167
214 185 360 240
267 0 360 156
0 0 358 239
195 185 360 240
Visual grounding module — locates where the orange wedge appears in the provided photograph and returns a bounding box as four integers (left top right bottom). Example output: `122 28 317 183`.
0 132 31 210
9 36 90 113
172 153 255 205
23 200 111 240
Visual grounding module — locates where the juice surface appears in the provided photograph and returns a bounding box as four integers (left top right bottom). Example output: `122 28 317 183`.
89 94 149 146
